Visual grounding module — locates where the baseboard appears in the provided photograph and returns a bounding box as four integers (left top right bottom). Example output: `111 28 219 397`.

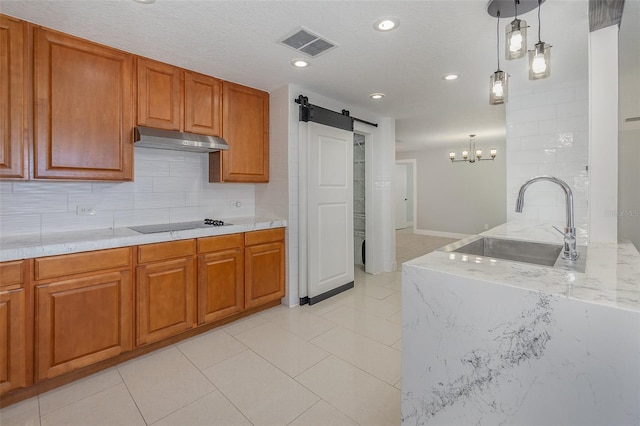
413 228 471 239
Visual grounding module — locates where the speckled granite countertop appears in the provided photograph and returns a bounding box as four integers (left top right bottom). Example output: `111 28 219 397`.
405 221 640 312
0 217 286 262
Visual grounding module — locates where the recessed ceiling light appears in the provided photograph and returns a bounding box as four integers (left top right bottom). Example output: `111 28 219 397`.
291 59 309 68
369 93 385 99
132 0 155 3
373 17 400 32
442 74 460 80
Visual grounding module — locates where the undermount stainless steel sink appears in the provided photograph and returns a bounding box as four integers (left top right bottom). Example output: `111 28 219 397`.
441 236 586 273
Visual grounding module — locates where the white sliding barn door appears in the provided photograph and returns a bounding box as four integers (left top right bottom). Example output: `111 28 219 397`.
305 122 354 302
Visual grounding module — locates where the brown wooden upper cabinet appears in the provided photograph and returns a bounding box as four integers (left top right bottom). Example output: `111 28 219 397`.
33 27 134 180
0 15 29 180
136 58 222 137
209 82 269 183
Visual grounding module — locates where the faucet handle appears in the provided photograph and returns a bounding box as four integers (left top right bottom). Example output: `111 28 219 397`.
552 225 565 236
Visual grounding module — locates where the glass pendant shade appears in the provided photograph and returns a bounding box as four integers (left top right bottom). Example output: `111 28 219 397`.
529 42 551 79
505 19 527 60
489 70 508 105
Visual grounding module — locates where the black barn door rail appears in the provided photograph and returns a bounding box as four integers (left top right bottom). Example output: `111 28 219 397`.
295 95 378 131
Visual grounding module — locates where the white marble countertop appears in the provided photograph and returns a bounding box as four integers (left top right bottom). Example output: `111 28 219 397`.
0 217 286 262
405 220 640 312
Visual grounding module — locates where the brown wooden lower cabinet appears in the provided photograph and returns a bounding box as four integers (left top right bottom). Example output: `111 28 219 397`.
245 229 285 309
34 270 132 381
1 228 286 403
135 240 196 346
0 288 26 394
197 234 244 324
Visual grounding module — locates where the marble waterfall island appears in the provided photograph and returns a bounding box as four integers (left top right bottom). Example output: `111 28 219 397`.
401 223 640 425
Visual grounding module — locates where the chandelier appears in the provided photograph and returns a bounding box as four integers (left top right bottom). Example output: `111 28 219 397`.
449 134 497 164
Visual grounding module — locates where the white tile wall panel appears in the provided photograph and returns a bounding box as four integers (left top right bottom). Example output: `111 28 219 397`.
152 177 202 193
11 181 92 193
0 182 13 193
1 149 260 237
0 214 41 236
41 211 115 234
68 192 135 211
507 80 589 231
134 147 187 163
113 209 171 228
135 192 186 209
1 193 68 214
134 159 171 177
169 161 204 177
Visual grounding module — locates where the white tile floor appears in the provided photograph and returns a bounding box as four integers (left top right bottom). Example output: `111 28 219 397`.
1 232 455 426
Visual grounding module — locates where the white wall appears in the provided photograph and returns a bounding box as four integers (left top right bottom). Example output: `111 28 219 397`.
505 79 589 239
396 141 506 236
588 26 619 243
618 5 640 249
0 148 255 237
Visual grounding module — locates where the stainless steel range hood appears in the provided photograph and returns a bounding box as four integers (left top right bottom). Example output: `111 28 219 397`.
134 126 229 153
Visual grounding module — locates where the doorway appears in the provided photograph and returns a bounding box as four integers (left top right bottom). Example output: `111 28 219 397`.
395 159 416 232
354 134 366 268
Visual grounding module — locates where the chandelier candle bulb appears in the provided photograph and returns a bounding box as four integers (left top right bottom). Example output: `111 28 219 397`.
462 151 469 160
476 149 483 158
490 148 498 158
450 152 456 160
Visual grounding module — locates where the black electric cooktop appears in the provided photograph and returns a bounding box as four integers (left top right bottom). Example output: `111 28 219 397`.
129 219 230 234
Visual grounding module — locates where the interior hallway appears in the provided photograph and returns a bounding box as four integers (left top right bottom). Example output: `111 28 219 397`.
1 231 456 426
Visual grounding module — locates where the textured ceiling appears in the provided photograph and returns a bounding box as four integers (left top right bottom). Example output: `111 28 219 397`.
2 0 603 151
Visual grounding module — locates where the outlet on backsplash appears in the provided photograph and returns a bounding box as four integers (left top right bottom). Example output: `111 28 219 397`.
231 201 242 208
76 205 97 216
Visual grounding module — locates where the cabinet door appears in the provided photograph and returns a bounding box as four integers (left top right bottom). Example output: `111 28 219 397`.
33 27 134 180
0 289 26 394
137 57 182 131
210 82 269 183
136 258 195 346
198 247 244 324
245 241 285 309
35 271 132 381
184 70 222 136
0 16 28 180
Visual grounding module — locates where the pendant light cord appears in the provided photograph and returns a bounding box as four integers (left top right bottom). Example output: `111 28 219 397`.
514 0 519 18
496 11 501 70
537 0 542 42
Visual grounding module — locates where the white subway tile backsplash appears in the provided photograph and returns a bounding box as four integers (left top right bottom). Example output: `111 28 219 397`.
0 214 41 237
68 192 135 211
152 177 202 193
134 159 171 177
41 211 115 234
1 148 258 238
557 100 589 119
507 81 589 228
135 192 186 209
113 209 171 228
507 105 557 125
1 192 68 214
12 181 92 193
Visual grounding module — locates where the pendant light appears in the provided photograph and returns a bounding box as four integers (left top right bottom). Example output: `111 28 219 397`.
529 0 551 79
505 0 528 60
490 11 509 105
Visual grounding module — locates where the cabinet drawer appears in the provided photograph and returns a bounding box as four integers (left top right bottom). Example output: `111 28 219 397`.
137 239 196 264
245 228 285 246
34 248 131 281
0 260 25 289
198 233 243 254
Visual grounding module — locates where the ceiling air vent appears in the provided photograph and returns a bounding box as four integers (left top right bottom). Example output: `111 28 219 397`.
279 27 337 58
